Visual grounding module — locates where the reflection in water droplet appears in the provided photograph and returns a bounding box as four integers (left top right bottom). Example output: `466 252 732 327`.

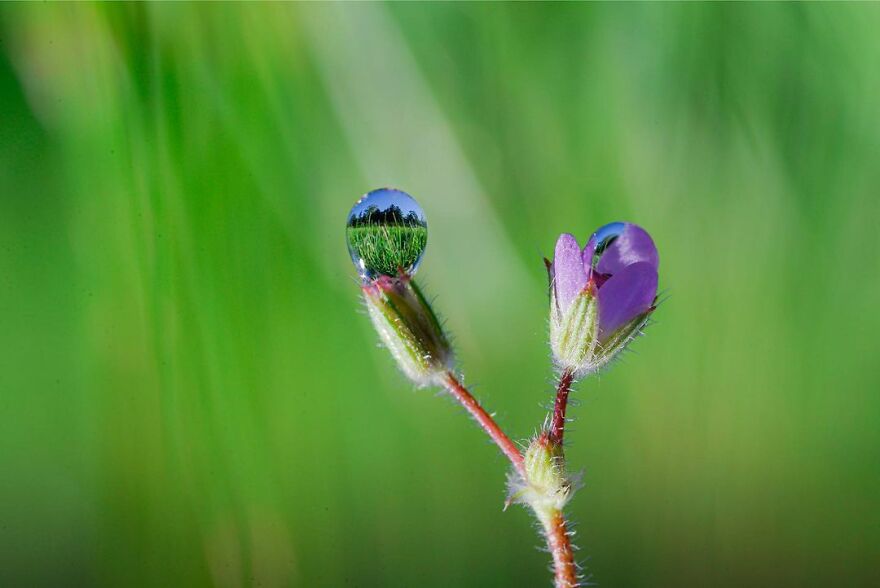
589 222 625 270
346 188 428 281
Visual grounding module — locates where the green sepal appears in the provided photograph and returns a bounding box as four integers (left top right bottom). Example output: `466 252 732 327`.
363 275 453 386
550 288 598 373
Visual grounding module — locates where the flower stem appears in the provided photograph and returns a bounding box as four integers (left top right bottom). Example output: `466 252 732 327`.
440 371 526 479
549 368 575 446
442 371 579 586
539 508 579 588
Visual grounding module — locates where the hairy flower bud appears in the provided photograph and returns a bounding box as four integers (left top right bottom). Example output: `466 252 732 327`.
507 433 573 513
362 275 453 386
548 223 659 377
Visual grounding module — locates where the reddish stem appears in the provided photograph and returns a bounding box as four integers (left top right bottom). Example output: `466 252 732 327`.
440 371 526 479
549 368 575 446
442 371 577 586
544 509 579 588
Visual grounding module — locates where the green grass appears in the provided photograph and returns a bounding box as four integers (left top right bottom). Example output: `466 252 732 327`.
1 3 879 587
347 224 427 278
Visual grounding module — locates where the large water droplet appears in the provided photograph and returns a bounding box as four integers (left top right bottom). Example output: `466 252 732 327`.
346 188 428 280
588 221 625 271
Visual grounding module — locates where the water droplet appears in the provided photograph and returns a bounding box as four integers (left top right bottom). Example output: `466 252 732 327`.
588 222 625 270
346 188 428 280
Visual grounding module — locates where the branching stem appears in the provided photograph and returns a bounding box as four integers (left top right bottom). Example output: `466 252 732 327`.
440 371 526 479
440 371 579 586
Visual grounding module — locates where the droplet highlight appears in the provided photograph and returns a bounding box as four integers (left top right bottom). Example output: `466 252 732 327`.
346 188 428 281
588 222 625 270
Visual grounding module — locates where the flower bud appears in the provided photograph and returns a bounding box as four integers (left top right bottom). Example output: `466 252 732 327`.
548 223 659 377
507 433 573 513
362 275 453 386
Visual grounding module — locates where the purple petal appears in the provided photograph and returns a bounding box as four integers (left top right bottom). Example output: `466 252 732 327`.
553 233 588 314
597 261 658 341
593 223 659 276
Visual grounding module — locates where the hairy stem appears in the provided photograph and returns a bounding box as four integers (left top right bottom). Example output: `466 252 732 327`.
540 508 579 588
442 371 579 586
549 368 575 446
440 371 526 479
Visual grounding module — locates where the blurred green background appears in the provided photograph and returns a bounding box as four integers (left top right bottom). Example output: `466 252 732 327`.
1 3 879 587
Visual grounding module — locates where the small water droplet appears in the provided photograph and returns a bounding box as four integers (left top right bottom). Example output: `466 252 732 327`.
588 222 625 270
346 188 428 280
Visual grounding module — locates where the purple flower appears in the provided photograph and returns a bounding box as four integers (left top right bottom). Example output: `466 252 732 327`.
549 222 659 374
